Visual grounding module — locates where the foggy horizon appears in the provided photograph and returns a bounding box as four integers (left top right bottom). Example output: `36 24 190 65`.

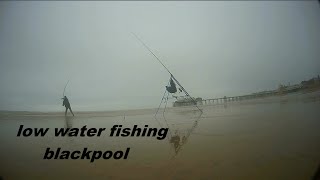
1 1 320 112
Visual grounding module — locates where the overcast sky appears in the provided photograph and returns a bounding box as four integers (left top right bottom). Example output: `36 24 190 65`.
0 1 320 111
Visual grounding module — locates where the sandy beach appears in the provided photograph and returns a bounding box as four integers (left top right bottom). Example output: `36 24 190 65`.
0 91 320 180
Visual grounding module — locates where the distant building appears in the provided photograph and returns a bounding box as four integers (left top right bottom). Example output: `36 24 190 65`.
301 75 320 89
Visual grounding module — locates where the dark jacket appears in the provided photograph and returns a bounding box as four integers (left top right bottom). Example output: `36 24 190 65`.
63 97 71 108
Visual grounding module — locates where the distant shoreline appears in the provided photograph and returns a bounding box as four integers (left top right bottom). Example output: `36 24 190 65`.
1 90 319 117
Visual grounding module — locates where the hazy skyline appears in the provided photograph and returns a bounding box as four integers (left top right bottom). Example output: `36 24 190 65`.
1 1 320 111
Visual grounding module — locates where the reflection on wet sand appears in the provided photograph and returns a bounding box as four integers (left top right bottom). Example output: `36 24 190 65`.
64 116 73 129
169 116 200 157
154 102 203 158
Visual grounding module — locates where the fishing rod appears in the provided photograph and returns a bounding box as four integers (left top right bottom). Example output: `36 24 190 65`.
132 33 172 75
132 33 202 113
62 80 70 98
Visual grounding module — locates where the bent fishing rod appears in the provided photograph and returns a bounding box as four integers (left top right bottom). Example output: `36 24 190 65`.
62 80 70 98
132 33 202 113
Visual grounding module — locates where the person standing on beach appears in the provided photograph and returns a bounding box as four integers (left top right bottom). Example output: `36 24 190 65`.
62 96 74 116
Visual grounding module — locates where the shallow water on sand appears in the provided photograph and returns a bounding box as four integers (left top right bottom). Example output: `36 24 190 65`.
0 92 320 180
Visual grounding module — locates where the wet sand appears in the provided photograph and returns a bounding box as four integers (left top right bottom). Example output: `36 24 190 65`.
0 91 320 180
